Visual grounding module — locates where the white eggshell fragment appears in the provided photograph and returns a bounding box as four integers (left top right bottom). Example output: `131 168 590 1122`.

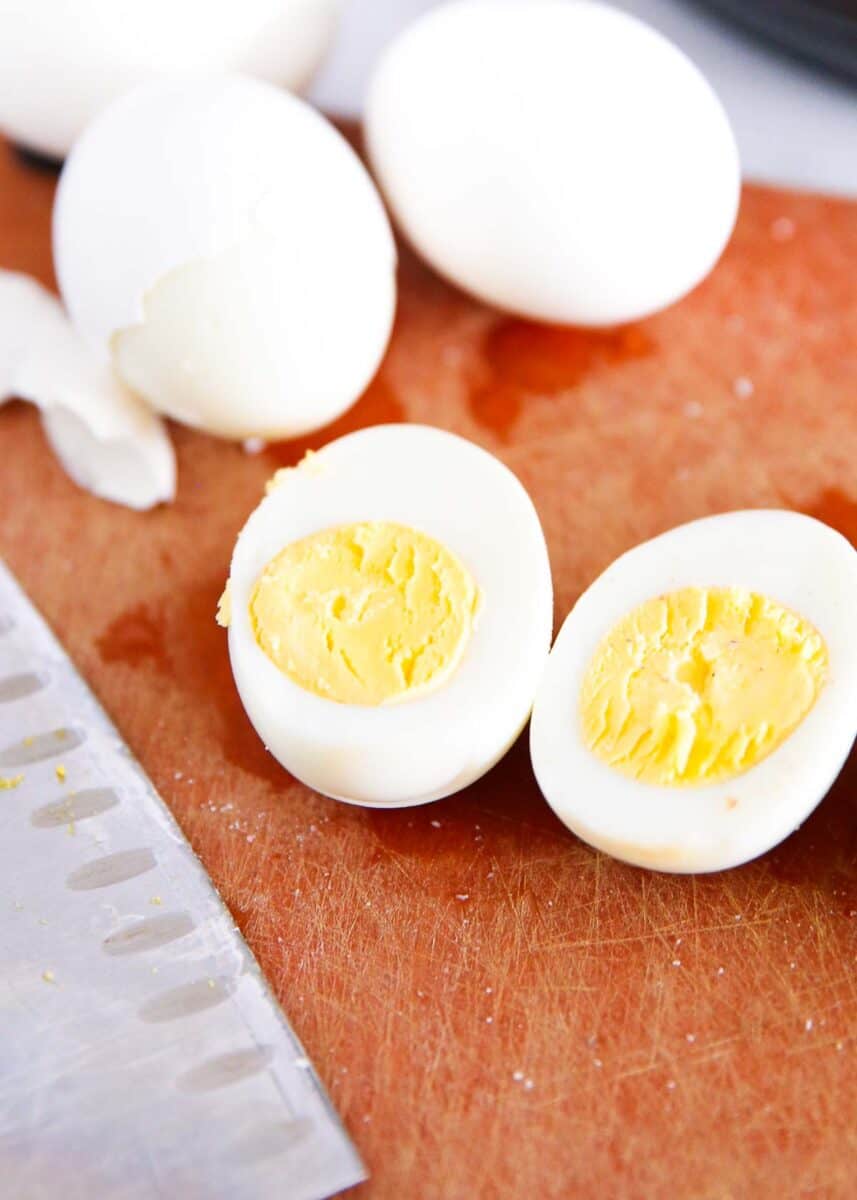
54 75 397 441
366 0 740 326
224 425 554 807
0 271 175 509
530 512 857 874
0 0 343 159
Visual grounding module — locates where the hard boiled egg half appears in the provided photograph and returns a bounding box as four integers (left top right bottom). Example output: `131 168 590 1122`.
54 75 396 441
531 511 857 873
219 425 553 806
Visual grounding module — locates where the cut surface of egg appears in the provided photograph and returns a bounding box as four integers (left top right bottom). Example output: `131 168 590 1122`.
365 0 739 326
0 0 342 159
54 75 396 441
219 424 553 806
0 271 175 510
530 511 857 873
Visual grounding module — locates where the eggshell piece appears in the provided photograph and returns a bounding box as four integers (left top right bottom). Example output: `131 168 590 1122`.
365 0 740 326
0 271 175 509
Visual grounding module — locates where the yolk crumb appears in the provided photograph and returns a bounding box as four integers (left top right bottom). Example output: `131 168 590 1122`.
580 587 827 786
249 521 480 706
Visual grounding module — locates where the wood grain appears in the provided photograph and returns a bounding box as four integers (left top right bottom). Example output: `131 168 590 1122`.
1 133 856 1199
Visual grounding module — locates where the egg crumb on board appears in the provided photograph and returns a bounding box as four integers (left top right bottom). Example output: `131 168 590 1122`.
1 774 24 790
365 0 739 325
531 511 857 873
54 75 397 441
218 424 553 807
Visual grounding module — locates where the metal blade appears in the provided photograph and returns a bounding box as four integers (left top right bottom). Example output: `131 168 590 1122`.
0 558 366 1200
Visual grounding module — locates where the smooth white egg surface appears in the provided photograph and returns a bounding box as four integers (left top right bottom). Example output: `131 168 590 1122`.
0 0 342 159
365 0 739 326
530 511 857 873
0 271 174 509
53 75 396 440
220 424 553 807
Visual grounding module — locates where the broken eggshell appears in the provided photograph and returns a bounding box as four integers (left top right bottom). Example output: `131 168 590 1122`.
0 271 175 510
53 75 397 442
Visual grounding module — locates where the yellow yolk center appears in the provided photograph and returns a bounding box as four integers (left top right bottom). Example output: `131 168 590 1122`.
580 587 828 786
249 521 480 706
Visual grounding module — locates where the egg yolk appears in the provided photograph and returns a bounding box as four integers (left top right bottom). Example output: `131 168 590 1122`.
580 587 828 786
248 521 480 706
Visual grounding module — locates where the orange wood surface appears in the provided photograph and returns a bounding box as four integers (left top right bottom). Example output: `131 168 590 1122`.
1 133 856 1198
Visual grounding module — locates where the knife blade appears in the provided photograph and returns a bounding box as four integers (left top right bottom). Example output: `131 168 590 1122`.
0 558 366 1200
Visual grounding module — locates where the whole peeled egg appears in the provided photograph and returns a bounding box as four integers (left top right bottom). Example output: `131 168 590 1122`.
53 75 397 441
365 0 740 326
0 0 342 160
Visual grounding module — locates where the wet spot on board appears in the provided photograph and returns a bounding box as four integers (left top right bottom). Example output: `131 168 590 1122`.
797 487 857 547
97 582 286 790
96 603 171 672
265 375 405 470
468 318 654 439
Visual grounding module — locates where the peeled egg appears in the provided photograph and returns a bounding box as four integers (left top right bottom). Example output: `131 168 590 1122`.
366 0 740 326
0 271 174 509
53 75 396 441
219 424 553 806
0 0 342 160
530 511 857 873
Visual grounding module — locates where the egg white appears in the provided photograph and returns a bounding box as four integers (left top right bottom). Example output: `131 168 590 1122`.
530 511 857 873
226 425 554 807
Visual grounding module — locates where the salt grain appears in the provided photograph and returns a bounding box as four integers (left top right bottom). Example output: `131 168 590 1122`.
733 376 754 399
430 820 442 829
513 1070 524 1081
805 1018 813 1032
243 436 266 455
770 217 796 242
684 400 703 419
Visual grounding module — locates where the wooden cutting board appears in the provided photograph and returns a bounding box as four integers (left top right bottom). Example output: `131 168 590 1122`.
1 132 855 1199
